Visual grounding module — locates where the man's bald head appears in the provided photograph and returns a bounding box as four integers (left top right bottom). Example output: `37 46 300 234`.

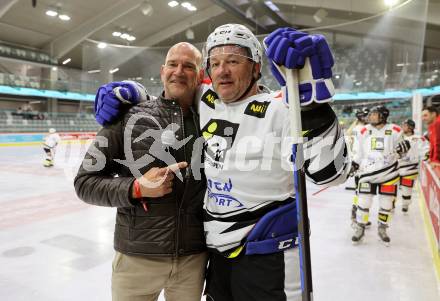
160 42 204 109
165 42 202 70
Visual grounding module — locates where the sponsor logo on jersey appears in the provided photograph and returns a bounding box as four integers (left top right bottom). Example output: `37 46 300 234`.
201 119 239 169
359 183 371 193
207 178 244 208
385 130 392 135
208 178 233 192
371 137 384 150
201 89 218 109
244 100 270 118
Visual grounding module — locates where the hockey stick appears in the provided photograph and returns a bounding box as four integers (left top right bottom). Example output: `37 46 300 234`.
312 186 330 196
285 68 313 301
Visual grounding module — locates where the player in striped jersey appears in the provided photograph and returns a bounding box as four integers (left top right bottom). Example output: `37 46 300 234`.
397 119 429 213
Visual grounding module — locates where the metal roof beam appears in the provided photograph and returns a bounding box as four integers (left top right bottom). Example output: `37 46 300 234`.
209 0 268 32
136 4 225 47
44 0 144 59
0 0 19 19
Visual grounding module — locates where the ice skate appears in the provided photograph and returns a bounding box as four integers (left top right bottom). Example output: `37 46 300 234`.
43 158 54 167
351 223 365 244
378 224 390 246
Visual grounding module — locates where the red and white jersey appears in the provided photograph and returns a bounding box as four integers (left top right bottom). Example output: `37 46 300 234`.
353 123 403 183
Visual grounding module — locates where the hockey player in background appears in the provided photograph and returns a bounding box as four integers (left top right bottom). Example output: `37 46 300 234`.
347 107 370 143
43 128 60 167
347 108 370 226
346 107 369 188
397 119 429 213
351 105 410 245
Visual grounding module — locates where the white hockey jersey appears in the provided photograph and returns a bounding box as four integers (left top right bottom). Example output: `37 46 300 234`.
348 123 366 159
198 84 349 254
43 133 61 149
353 123 403 184
398 134 430 177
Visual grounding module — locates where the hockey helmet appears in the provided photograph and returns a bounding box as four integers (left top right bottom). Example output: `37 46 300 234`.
355 107 370 121
49 128 56 134
403 119 415 129
203 24 263 70
368 105 389 125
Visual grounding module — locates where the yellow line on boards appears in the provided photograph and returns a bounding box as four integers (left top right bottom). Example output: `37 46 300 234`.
416 181 440 285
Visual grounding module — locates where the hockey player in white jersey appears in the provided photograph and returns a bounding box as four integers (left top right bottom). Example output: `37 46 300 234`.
351 105 410 245
347 108 370 225
397 119 429 213
43 128 60 167
198 25 350 301
347 107 370 149
346 108 369 188
92 25 350 301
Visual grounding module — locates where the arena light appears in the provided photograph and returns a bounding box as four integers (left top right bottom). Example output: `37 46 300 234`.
58 14 71 21
384 0 398 7
168 1 179 7
313 8 328 23
181 2 196 11
264 1 280 12
62 58 71 65
140 1 153 16
52 67 57 71
185 28 195 40
97 42 107 49
245 7 254 19
45 10 58 17
126 36 136 41
109 68 119 74
87 69 101 74
112 31 122 37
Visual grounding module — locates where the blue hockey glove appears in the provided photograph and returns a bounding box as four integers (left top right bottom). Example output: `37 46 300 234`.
264 28 335 106
264 27 314 70
95 80 148 126
298 34 335 105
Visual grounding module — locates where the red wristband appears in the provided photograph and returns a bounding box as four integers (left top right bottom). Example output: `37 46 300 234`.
133 179 142 198
134 179 148 212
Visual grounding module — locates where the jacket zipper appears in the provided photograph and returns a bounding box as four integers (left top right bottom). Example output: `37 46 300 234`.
175 106 200 256
175 105 186 256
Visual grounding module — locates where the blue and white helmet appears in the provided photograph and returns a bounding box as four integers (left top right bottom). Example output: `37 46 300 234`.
203 24 263 68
